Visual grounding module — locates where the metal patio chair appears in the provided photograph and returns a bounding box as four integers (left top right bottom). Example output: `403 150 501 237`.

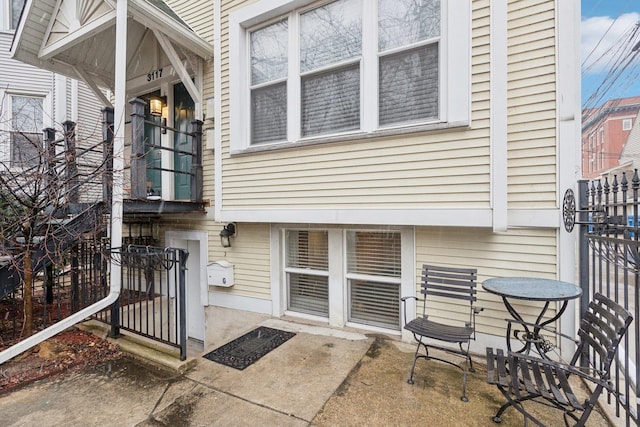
486 293 632 426
401 264 481 401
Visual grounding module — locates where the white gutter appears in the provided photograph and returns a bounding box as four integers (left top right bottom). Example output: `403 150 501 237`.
0 0 127 365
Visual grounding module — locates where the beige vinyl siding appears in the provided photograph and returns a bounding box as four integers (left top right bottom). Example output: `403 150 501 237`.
0 34 52 94
416 226 558 338
166 0 214 44
507 0 557 208
219 0 492 211
159 220 272 301
76 82 105 203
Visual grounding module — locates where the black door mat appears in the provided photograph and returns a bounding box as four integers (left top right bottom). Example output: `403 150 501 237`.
202 326 296 370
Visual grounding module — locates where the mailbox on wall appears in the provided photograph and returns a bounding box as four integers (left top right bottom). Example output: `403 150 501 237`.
207 260 234 287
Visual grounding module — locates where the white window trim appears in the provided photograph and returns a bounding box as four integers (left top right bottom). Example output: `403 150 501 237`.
0 90 51 165
230 0 470 154
2 0 23 32
272 224 414 334
1 0 11 31
623 118 632 131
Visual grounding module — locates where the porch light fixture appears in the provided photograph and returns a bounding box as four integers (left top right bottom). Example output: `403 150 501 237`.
219 223 237 248
149 97 164 117
149 96 168 134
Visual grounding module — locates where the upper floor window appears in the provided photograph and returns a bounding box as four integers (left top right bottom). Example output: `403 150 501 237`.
10 0 25 30
7 95 44 168
231 0 469 151
623 118 633 131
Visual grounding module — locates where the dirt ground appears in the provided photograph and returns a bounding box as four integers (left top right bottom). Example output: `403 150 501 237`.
0 329 123 394
313 338 613 427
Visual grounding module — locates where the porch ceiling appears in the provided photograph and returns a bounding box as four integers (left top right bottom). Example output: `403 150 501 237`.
10 0 212 93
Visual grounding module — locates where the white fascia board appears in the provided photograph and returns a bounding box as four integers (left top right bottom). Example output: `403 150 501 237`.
130 0 212 60
220 208 561 229
39 11 117 60
219 208 493 227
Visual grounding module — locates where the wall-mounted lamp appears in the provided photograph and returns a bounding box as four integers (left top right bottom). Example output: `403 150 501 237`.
219 223 237 248
149 97 164 117
149 96 167 134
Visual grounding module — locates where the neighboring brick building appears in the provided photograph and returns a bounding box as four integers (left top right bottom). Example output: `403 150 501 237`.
582 96 640 178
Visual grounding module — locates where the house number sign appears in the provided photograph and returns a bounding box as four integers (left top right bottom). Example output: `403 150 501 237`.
147 68 163 81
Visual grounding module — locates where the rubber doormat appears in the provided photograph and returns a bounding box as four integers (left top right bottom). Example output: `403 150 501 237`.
202 326 296 370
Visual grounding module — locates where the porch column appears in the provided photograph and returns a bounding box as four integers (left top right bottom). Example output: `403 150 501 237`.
111 0 127 310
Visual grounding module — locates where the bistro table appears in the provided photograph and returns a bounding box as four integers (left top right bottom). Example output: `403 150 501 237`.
482 277 582 357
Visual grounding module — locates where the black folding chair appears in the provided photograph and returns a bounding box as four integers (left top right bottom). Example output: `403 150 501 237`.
401 264 481 401
486 293 632 426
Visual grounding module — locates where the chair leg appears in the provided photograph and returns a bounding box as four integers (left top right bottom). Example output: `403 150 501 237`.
461 365 468 402
407 340 423 385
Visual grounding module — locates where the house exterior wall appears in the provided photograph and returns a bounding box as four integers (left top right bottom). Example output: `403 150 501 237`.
506 0 557 208
1 7 104 203
199 0 579 351
219 0 491 220
0 31 53 119
2 0 573 351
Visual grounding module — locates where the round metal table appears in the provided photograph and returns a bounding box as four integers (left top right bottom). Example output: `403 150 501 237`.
482 277 582 356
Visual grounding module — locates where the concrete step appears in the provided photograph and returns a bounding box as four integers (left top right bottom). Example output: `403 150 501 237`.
77 320 197 374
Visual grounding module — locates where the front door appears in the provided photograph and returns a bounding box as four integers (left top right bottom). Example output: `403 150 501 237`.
174 83 195 200
141 90 162 196
174 238 205 342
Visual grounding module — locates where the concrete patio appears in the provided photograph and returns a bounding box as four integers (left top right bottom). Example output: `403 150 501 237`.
0 308 614 426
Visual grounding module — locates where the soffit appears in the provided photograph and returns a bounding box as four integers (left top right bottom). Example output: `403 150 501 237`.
11 0 212 91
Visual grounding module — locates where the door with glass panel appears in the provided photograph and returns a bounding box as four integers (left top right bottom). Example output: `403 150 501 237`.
141 91 162 196
173 82 195 200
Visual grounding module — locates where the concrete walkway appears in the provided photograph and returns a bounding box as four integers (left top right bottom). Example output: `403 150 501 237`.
0 310 614 426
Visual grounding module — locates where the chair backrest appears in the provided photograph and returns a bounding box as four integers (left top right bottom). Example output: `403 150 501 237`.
573 293 633 376
421 264 478 304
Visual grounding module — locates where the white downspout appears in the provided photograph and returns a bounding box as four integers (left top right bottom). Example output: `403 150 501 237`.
0 0 128 364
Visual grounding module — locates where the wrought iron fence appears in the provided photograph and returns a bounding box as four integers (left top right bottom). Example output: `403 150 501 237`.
93 245 188 360
0 236 108 349
0 243 188 361
576 175 640 426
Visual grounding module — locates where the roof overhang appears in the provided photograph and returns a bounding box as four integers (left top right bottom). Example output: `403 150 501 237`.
10 0 212 101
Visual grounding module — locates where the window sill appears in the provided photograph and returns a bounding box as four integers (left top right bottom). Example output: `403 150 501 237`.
230 120 470 156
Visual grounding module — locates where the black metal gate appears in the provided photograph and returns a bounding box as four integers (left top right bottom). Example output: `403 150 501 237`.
575 176 640 426
92 245 188 360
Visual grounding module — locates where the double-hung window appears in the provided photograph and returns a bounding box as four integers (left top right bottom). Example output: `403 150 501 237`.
6 0 25 30
7 95 44 168
283 227 406 331
346 231 401 329
285 230 329 316
231 0 469 150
